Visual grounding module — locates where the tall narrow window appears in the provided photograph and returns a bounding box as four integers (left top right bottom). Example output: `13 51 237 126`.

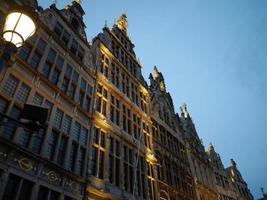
2 75 19 97
46 131 58 160
2 174 21 200
2 106 21 140
15 83 30 105
54 109 63 129
57 136 67 166
91 127 106 179
109 136 121 187
68 142 78 172
30 51 41 69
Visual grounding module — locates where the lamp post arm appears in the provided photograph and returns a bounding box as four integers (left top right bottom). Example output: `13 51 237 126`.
0 41 17 73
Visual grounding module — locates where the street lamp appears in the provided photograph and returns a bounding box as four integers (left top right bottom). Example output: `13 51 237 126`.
3 11 36 48
0 6 37 71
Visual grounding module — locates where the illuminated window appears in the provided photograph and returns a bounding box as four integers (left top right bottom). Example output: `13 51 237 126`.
95 84 108 116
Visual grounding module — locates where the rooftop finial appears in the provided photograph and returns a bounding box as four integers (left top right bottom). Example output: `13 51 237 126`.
75 0 82 4
208 143 214 151
230 158 236 167
117 13 128 32
153 66 159 78
180 103 189 118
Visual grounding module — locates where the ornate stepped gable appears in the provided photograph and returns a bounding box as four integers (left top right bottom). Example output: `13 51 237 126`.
226 159 254 200
42 1 87 41
149 66 181 131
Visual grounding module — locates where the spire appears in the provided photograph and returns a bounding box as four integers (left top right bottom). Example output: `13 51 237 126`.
153 66 159 78
230 158 236 167
208 143 214 152
117 13 128 32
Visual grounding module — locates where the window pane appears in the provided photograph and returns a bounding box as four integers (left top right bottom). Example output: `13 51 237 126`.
37 186 48 200
100 131 105 148
62 31 71 45
91 147 98 176
31 128 45 154
46 131 58 160
76 148 85 175
2 75 19 97
54 22 63 37
54 109 63 129
93 127 99 144
80 78 86 90
2 174 21 200
36 38 47 52
42 62 52 78
87 84 93 96
68 143 77 171
2 106 21 140
44 100 53 120
70 39 78 54
99 150 104 179
55 55 64 70
30 51 41 69
19 45 31 61
65 64 72 77
18 129 31 148
32 93 44 105
57 136 67 165
18 179 34 200
62 115 72 135
15 83 30 104
61 78 69 92
72 70 79 83
80 127 88 145
0 97 8 113
47 48 57 63
72 121 81 141
50 69 60 85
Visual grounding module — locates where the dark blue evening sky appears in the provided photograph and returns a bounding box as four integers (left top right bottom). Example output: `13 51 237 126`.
39 0 267 198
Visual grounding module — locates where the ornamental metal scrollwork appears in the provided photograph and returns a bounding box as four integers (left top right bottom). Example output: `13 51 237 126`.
66 180 79 191
17 158 34 172
43 170 60 182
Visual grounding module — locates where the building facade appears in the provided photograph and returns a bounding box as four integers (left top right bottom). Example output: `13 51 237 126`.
149 67 196 200
0 1 94 200
0 1 254 200
207 144 237 200
226 160 254 200
180 105 218 200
